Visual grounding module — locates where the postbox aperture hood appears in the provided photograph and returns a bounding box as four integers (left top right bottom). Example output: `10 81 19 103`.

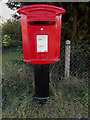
17 4 66 15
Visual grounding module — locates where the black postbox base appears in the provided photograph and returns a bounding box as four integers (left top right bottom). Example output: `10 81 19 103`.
34 64 49 100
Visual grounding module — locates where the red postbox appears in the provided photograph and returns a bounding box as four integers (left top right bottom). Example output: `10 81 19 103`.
17 4 66 65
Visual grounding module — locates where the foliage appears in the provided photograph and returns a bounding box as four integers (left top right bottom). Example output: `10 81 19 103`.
6 2 89 47
2 18 22 48
2 19 21 41
2 34 22 48
10 40 22 47
2 48 88 118
2 35 12 47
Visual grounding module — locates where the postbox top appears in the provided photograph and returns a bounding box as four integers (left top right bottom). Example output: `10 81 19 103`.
17 4 66 15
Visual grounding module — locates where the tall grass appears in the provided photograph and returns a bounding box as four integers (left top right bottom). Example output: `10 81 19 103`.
2 48 88 118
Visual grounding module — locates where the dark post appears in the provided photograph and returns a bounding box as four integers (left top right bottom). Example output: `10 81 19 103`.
34 64 49 100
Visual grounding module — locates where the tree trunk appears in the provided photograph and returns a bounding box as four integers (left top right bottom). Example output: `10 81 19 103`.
72 10 77 53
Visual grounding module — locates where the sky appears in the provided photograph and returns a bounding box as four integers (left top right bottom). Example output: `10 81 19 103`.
0 0 16 24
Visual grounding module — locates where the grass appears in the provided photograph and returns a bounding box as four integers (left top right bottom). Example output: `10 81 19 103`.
2 47 88 118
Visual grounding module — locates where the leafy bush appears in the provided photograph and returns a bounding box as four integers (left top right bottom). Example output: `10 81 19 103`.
2 35 22 48
10 40 22 47
2 35 12 47
2 19 21 41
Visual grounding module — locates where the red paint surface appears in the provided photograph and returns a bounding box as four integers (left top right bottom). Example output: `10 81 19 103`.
17 5 66 64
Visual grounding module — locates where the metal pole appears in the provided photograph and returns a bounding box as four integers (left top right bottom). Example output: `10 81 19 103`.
34 64 49 100
65 40 71 79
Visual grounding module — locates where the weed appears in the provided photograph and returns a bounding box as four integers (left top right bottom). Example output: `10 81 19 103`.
2 48 88 118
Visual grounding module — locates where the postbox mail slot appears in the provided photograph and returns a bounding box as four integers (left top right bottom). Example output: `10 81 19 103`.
29 21 55 25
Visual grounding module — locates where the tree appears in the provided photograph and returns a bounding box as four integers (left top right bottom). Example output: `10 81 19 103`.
2 19 21 41
6 2 89 51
